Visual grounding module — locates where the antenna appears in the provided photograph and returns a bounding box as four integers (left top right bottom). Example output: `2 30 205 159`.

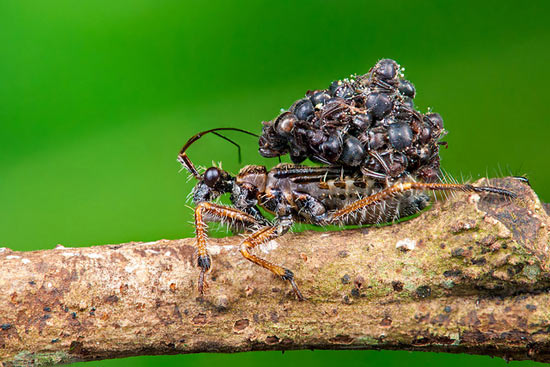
177 127 259 179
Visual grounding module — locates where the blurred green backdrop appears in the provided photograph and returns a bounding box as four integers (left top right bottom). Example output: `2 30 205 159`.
1 0 549 366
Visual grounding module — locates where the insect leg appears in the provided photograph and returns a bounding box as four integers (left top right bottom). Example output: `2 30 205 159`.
194 202 259 295
330 181 516 222
294 192 329 224
239 218 305 301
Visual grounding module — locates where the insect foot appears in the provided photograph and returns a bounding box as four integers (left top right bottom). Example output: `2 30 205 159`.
281 269 305 301
197 254 211 296
239 222 305 301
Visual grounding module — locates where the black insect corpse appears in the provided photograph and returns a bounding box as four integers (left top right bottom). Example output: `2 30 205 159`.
259 59 444 183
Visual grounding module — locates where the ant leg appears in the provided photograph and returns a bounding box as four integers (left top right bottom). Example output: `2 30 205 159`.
239 218 305 301
194 202 259 295
294 192 329 224
330 181 516 222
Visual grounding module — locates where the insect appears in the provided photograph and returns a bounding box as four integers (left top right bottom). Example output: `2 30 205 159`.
178 128 516 301
259 59 444 183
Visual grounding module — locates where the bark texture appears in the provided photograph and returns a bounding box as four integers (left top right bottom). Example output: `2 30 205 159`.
1 177 549 366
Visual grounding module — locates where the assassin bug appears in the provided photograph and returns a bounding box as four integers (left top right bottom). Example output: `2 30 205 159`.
178 128 516 301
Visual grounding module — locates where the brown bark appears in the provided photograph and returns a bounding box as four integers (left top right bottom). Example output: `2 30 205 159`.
1 177 549 366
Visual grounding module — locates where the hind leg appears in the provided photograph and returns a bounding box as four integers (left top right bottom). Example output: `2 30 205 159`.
329 181 515 223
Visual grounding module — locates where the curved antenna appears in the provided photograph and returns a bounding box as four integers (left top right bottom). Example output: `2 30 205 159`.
211 132 243 163
177 127 259 179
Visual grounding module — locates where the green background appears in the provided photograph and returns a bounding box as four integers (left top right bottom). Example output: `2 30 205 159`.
1 1 549 366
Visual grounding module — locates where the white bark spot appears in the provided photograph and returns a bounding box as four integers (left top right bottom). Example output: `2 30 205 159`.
21 258 31 264
396 238 416 251
140 241 159 246
125 263 139 273
6 255 21 259
85 253 104 259
62 252 76 257
145 249 160 255
468 193 480 204
164 251 171 257
207 244 236 255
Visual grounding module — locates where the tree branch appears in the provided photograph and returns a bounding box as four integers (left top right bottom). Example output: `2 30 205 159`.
1 177 549 366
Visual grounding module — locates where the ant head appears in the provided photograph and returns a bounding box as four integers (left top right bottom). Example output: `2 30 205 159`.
258 118 291 158
177 127 259 203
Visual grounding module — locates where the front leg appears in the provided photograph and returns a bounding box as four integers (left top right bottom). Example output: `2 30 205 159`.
239 217 305 301
194 202 259 295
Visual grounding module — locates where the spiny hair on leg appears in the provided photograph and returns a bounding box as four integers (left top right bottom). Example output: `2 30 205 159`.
210 221 232 235
375 200 389 225
186 190 195 203
491 163 528 184
195 225 209 245
437 169 456 200
495 162 504 179
506 161 529 181
182 165 206 181
336 218 347 228
485 163 523 185
392 199 402 222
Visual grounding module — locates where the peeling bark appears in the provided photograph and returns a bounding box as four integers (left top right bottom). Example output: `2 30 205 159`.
1 177 550 366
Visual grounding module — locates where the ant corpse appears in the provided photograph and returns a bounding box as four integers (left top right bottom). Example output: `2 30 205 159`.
178 128 516 301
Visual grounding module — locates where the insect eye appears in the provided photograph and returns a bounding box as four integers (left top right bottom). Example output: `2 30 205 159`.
203 167 220 188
